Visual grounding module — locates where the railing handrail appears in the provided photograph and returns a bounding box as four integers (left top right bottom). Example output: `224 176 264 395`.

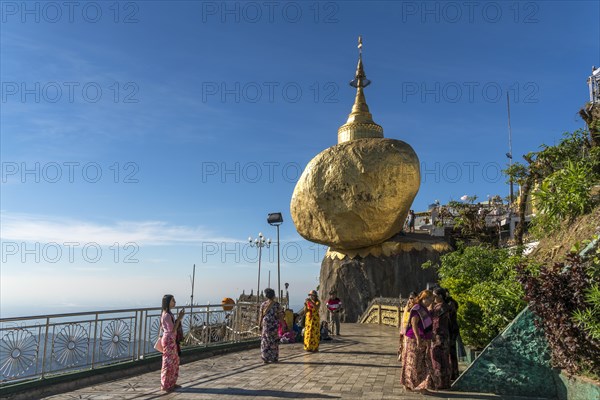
0 302 258 323
0 301 262 385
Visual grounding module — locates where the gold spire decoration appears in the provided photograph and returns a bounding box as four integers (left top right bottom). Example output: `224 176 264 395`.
338 36 384 144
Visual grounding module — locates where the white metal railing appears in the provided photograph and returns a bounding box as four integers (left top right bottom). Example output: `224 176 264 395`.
0 302 261 385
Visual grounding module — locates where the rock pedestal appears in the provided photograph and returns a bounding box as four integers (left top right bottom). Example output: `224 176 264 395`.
319 233 451 322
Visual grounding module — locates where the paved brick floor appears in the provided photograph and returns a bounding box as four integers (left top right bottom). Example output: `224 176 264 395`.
43 324 541 400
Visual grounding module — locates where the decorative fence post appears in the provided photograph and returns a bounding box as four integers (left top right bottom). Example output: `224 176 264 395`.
206 303 211 346
91 313 99 369
40 317 50 378
135 310 143 359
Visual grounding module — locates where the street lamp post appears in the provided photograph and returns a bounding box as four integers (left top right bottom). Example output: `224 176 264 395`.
248 233 271 306
267 213 284 302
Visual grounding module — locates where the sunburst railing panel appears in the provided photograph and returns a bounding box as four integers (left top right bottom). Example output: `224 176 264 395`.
0 302 261 385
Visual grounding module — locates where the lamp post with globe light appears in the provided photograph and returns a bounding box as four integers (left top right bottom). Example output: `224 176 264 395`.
249 233 271 306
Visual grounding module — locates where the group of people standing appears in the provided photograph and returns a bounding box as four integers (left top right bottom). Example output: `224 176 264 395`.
159 288 459 394
258 285 462 394
398 288 460 393
158 287 340 390
260 288 343 359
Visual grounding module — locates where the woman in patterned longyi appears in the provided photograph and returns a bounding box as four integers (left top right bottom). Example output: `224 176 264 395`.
303 290 320 352
259 288 284 363
400 289 434 393
160 294 185 392
430 287 452 390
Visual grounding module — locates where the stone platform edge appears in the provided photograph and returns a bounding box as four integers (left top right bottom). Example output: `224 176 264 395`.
0 339 260 400
555 372 600 400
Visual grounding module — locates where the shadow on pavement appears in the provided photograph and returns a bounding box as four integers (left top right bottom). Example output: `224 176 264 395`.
179 387 340 398
320 350 396 356
423 390 550 400
279 361 401 369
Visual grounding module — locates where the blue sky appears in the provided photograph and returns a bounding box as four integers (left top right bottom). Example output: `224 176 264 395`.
1 1 598 317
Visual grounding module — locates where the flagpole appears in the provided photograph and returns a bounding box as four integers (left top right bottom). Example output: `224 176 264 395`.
190 264 196 306
507 93 514 204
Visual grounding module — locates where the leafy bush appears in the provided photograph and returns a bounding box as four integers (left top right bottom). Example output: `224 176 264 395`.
423 243 526 348
517 243 600 376
572 238 600 343
530 160 598 237
573 285 600 342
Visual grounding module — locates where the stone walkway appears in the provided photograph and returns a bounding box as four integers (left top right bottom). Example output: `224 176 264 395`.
43 324 541 400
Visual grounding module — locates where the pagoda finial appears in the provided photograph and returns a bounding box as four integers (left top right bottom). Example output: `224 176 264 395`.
338 36 383 143
350 36 371 88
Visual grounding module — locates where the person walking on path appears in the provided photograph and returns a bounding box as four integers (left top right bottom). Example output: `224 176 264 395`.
326 290 343 336
430 287 452 389
400 289 434 393
303 290 321 352
160 294 185 392
398 291 417 363
259 288 284 363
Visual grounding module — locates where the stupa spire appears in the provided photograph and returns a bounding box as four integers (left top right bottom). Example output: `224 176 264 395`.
338 36 384 144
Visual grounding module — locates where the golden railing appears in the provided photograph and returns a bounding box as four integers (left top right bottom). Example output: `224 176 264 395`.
359 298 406 327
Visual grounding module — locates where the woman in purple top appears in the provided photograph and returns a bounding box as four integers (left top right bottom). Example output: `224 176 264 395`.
400 289 434 393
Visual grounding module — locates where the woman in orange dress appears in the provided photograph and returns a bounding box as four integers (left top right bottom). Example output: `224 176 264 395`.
303 290 320 352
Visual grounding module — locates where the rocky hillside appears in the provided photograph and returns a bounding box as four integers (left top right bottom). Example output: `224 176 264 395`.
529 204 600 265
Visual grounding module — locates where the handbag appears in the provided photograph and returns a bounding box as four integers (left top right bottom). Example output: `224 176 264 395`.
154 319 164 353
154 336 164 353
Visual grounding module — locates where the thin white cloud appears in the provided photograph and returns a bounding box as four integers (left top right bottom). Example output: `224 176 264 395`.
0 211 236 246
72 267 109 272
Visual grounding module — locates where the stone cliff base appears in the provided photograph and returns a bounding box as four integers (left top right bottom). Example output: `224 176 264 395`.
319 233 451 322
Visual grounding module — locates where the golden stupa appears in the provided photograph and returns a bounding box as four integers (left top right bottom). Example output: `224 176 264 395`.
291 38 421 251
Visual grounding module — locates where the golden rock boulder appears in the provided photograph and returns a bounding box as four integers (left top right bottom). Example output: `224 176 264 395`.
290 137 420 250
291 39 421 251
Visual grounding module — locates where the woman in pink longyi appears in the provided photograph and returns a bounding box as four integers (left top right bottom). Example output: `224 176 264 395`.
400 289 434 393
160 294 185 392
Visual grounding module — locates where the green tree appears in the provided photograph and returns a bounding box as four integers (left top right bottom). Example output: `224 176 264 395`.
447 196 495 245
579 103 600 149
423 243 526 348
504 129 600 243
